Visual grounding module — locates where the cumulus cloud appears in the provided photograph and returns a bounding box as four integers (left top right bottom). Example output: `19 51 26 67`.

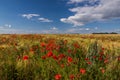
22 14 40 19
38 18 53 22
61 0 120 26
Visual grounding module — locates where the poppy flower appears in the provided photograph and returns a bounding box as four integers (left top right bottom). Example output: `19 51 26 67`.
87 61 92 65
52 55 58 60
104 59 108 63
101 68 105 73
60 64 64 68
58 54 65 61
85 58 89 61
23 55 29 60
69 74 75 80
46 51 53 57
41 55 46 60
55 74 61 80
67 57 73 63
80 68 86 74
102 48 104 51
93 56 97 59
99 57 103 61
41 42 46 47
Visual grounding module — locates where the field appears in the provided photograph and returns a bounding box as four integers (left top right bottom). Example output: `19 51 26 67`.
0 34 120 80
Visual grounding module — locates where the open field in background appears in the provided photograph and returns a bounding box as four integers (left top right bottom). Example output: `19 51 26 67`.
0 34 120 80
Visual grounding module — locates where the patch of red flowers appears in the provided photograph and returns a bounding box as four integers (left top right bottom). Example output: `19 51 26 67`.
80 68 86 74
23 55 29 60
55 74 61 80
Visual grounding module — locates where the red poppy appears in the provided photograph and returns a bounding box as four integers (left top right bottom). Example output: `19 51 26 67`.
104 59 108 63
41 55 46 60
99 51 104 55
30 48 34 52
101 68 105 73
60 64 64 68
52 55 58 60
55 74 61 80
58 54 66 61
80 68 86 74
68 49 72 53
85 58 89 61
102 48 104 51
69 74 75 80
41 42 46 47
93 56 97 58
46 51 53 57
67 57 73 63
99 57 103 61
23 55 29 60
87 61 92 65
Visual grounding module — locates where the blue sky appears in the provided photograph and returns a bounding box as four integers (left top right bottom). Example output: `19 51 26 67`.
0 0 120 34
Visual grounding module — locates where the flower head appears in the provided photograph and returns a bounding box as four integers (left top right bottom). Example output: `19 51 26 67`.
80 68 86 74
41 55 46 60
101 68 105 73
23 55 29 60
69 74 75 80
46 51 53 57
55 74 61 80
67 56 73 63
41 42 46 47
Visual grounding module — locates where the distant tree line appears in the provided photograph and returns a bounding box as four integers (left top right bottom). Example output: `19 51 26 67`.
92 32 118 34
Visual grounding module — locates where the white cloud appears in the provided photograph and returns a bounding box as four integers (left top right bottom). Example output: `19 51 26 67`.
50 27 58 30
5 24 11 28
85 28 90 30
67 0 99 4
0 24 12 29
22 14 40 19
38 18 53 22
61 0 120 26
68 0 84 4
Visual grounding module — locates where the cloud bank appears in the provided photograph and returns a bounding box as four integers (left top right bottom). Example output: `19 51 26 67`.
61 0 120 26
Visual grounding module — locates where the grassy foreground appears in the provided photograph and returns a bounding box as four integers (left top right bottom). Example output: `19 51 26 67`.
0 34 120 80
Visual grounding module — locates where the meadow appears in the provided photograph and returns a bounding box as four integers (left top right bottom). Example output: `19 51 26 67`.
0 34 120 80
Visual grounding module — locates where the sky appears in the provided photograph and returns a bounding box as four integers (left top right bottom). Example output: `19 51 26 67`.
0 0 120 34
